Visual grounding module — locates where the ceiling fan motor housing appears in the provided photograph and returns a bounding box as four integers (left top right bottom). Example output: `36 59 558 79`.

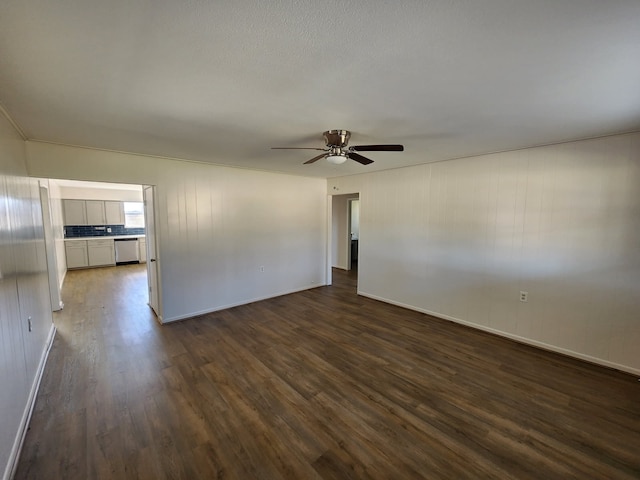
324 130 351 148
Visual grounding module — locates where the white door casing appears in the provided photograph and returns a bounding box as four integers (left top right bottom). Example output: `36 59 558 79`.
39 184 63 310
143 185 161 320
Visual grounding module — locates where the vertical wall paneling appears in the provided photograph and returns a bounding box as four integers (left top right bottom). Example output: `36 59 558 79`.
0 114 55 480
155 163 327 321
25 142 327 323
0 171 28 480
329 132 640 374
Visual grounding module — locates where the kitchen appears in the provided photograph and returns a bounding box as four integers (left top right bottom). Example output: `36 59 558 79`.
42 177 160 322
57 180 147 270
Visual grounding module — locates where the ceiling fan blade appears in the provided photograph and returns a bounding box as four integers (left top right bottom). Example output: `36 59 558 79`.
304 153 328 164
271 147 327 151
348 152 374 165
351 144 404 152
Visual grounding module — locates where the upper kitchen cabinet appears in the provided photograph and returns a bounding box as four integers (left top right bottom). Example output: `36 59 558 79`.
63 199 126 226
63 199 87 225
105 201 125 225
85 200 106 224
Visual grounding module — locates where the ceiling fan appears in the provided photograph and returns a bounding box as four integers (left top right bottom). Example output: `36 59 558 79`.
271 130 404 165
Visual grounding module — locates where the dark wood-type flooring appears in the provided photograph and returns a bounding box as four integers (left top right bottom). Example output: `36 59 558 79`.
15 265 640 479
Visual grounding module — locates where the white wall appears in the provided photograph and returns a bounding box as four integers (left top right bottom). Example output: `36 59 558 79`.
58 185 143 202
26 141 327 322
0 116 55 479
328 132 640 375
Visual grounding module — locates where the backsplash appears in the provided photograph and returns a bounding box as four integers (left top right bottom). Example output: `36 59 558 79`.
64 225 146 238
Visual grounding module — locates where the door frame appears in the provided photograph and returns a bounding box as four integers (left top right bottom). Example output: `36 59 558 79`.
326 195 333 286
143 185 163 321
327 191 360 286
347 197 359 270
38 182 63 311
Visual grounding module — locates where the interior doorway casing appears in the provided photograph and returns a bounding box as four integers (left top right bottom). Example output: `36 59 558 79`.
39 183 63 311
347 197 359 270
143 185 162 322
329 192 360 287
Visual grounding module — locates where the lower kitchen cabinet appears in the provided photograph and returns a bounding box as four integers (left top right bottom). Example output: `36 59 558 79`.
65 241 89 268
66 239 116 268
66 237 148 269
87 239 115 267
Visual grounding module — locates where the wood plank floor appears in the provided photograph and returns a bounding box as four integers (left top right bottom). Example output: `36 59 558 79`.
15 265 640 479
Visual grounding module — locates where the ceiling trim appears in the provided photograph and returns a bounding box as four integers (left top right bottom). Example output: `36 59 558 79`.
27 139 322 179
0 101 27 141
27 128 640 181
327 129 640 179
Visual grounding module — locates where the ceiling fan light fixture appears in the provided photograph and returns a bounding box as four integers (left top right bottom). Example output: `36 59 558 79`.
271 130 404 166
326 154 347 165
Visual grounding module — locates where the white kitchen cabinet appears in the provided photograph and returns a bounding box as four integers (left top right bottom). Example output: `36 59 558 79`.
87 239 115 266
105 201 125 225
138 237 147 262
86 200 106 225
63 199 87 225
64 199 128 226
65 240 89 268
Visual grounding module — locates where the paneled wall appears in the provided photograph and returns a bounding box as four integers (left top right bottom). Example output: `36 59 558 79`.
0 116 54 479
158 161 326 321
26 142 327 322
328 132 640 374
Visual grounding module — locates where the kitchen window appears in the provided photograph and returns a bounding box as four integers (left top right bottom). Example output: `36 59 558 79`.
124 202 145 229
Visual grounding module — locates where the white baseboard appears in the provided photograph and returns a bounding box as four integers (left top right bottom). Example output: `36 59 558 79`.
4 324 56 480
162 283 322 323
358 290 640 377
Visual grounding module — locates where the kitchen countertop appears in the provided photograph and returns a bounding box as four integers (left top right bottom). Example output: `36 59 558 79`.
64 235 146 241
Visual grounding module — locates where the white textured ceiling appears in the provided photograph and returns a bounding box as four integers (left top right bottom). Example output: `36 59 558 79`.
1 0 639 178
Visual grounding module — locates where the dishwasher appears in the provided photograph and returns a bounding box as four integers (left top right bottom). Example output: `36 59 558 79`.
114 238 139 265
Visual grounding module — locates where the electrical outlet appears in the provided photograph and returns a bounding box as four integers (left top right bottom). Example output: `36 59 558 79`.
520 291 528 302
259 266 265 272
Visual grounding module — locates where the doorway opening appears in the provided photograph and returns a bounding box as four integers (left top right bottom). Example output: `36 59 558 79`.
41 179 160 319
330 192 360 291
348 198 360 271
